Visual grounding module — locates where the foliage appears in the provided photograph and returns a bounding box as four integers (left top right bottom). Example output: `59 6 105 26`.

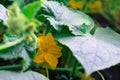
55 27 120 75
0 4 7 20
22 0 44 19
0 70 48 80
39 1 94 35
0 1 48 79
0 0 120 80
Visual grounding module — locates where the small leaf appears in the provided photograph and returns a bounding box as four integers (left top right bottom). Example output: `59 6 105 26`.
0 70 48 80
40 1 94 35
56 27 120 75
0 4 8 20
22 0 44 19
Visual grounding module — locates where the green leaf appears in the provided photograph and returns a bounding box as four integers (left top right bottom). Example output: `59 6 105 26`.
0 35 34 71
0 4 8 20
22 0 44 19
0 70 48 80
94 27 120 47
0 43 32 71
56 27 120 75
40 1 94 35
0 35 24 50
0 34 36 70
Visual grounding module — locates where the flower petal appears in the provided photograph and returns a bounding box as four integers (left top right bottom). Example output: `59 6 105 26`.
49 46 62 58
44 53 58 69
33 49 45 63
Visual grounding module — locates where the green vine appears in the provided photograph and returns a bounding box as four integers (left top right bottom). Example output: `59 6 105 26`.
0 36 24 51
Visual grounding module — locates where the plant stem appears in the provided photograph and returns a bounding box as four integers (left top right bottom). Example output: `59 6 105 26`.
65 52 72 68
37 64 83 72
83 0 94 12
81 0 87 11
45 67 49 78
30 32 38 48
0 64 21 70
70 59 78 80
97 71 105 80
55 66 83 72
0 36 24 51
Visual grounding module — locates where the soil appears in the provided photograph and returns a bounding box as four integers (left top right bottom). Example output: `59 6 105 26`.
92 64 120 80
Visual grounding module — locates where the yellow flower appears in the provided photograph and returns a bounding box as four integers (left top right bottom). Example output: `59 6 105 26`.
89 1 102 11
67 0 83 9
33 33 62 69
67 0 102 11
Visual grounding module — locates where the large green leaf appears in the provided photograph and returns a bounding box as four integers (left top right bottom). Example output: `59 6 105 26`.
94 27 120 47
40 1 94 35
0 4 8 20
0 35 35 71
55 27 120 75
0 70 48 80
22 0 44 19
0 43 32 71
